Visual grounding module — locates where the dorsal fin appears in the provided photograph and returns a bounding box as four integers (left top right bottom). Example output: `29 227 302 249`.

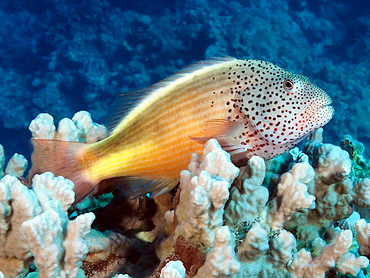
105 89 148 133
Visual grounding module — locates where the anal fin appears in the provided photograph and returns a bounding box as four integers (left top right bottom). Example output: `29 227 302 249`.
119 177 179 199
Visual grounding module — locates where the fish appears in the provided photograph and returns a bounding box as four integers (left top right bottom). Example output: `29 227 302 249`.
30 57 334 203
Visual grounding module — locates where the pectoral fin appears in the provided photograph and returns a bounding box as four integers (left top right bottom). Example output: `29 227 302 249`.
190 119 252 155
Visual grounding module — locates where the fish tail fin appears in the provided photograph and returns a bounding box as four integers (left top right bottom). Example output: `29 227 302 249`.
29 139 96 203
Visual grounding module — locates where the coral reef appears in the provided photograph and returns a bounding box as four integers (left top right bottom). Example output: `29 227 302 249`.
174 139 240 249
0 173 93 278
1 112 370 278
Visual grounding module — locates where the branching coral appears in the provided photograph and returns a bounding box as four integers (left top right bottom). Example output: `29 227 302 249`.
288 230 369 277
164 129 369 277
0 175 38 278
23 201 95 278
160 261 186 278
0 144 28 179
224 156 268 226
355 219 370 256
266 156 316 229
0 173 94 278
284 128 367 247
174 139 240 248
1 113 370 278
29 111 107 142
195 226 240 278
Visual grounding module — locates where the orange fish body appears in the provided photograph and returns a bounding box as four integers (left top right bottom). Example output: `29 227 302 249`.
30 58 334 202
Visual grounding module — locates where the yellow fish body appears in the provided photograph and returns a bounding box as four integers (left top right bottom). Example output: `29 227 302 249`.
30 57 334 202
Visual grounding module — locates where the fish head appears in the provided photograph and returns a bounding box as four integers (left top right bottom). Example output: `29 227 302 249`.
240 61 334 149
286 73 334 140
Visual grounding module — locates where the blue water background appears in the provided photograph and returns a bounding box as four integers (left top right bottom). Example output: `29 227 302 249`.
0 0 369 163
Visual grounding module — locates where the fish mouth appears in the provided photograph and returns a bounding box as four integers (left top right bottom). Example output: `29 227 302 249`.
305 96 334 126
318 96 334 118
319 103 335 121
322 95 333 108
315 93 332 112
300 94 334 130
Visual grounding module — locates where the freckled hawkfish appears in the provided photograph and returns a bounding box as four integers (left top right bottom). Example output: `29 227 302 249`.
30 57 334 203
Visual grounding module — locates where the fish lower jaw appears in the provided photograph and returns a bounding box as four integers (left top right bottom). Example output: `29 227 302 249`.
304 102 334 121
303 104 334 133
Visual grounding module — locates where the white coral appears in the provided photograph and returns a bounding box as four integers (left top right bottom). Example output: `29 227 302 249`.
0 175 39 277
0 173 94 278
56 117 80 141
85 229 134 263
29 113 56 140
352 178 370 207
267 230 296 268
355 219 370 256
29 111 107 143
31 172 75 212
175 139 239 248
313 144 352 186
63 212 95 277
23 200 95 278
195 226 240 278
160 260 186 278
237 222 269 261
267 159 315 229
224 156 269 226
4 153 28 177
288 230 369 277
72 111 107 143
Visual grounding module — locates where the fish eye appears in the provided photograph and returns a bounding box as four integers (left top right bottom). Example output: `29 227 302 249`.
283 79 294 91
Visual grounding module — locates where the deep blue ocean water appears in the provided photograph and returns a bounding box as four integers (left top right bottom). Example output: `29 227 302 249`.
0 0 369 165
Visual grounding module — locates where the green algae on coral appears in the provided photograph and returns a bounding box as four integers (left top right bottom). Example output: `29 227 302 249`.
341 134 370 179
